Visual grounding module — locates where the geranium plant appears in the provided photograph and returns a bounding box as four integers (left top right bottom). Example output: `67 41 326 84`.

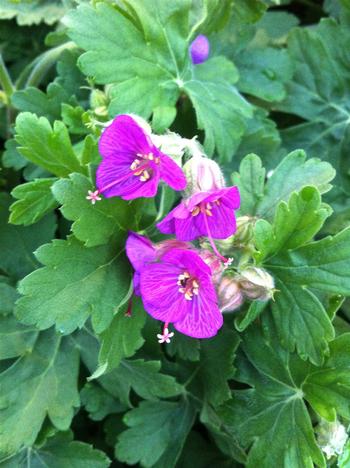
1 0 350 467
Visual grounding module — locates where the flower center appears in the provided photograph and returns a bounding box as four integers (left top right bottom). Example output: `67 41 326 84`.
177 271 199 300
130 152 160 182
191 200 220 217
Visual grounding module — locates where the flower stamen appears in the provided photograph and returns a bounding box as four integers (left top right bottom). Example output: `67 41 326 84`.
177 271 199 300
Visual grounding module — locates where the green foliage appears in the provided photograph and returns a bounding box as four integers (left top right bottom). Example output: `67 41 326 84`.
116 400 196 467
64 1 253 160
52 173 149 247
0 0 75 25
15 112 85 177
2 1 350 466
10 178 59 225
16 236 131 334
0 330 80 457
0 431 111 467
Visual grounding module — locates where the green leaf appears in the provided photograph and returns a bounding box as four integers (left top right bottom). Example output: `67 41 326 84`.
0 0 72 25
254 186 332 261
0 278 18 316
15 112 85 177
257 216 350 366
0 315 38 359
166 332 200 362
81 382 127 421
234 300 268 332
267 282 334 365
52 173 147 247
116 399 196 468
0 431 110 467
268 227 350 296
231 154 266 215
178 431 241 468
12 85 67 122
236 47 293 102
10 178 59 226
256 150 335 220
100 359 184 407
15 236 131 334
191 328 240 407
233 109 281 170
64 1 252 160
303 333 350 421
184 57 252 161
217 326 326 468
0 329 79 457
277 20 350 187
0 193 57 280
95 298 147 375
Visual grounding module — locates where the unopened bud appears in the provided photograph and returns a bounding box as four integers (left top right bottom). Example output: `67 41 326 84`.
152 131 187 166
183 153 225 196
239 267 275 301
156 239 191 258
234 216 255 246
90 89 108 110
190 35 210 65
199 249 223 282
217 276 243 313
316 419 348 460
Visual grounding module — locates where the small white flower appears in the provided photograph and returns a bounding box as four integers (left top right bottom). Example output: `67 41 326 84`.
86 190 102 204
157 327 174 344
317 420 348 460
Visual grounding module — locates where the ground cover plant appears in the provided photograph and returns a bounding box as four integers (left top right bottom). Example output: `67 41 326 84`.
1 0 350 467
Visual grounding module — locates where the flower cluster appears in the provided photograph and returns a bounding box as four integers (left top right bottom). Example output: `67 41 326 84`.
88 108 273 343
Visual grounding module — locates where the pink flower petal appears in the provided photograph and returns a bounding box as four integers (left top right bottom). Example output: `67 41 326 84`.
159 153 187 191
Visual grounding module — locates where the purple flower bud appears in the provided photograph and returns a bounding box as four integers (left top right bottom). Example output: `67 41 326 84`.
217 277 243 313
190 34 210 65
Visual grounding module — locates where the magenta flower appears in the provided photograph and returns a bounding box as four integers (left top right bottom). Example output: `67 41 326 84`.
140 248 222 339
91 115 186 201
157 186 240 247
126 233 223 339
126 232 190 296
190 35 210 65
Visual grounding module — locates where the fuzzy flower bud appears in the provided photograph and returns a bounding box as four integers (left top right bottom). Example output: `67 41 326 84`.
239 267 275 301
152 131 187 166
217 276 243 313
317 420 348 460
234 216 256 246
199 249 223 283
183 153 225 196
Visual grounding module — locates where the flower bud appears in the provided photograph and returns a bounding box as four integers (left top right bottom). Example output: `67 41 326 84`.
234 216 256 246
152 131 187 166
316 419 348 460
199 249 223 282
183 153 225 196
239 267 275 301
156 239 191 258
190 35 210 65
217 276 243 313
90 89 108 116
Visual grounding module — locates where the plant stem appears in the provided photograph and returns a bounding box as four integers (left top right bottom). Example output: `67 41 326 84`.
0 54 15 100
25 41 76 89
